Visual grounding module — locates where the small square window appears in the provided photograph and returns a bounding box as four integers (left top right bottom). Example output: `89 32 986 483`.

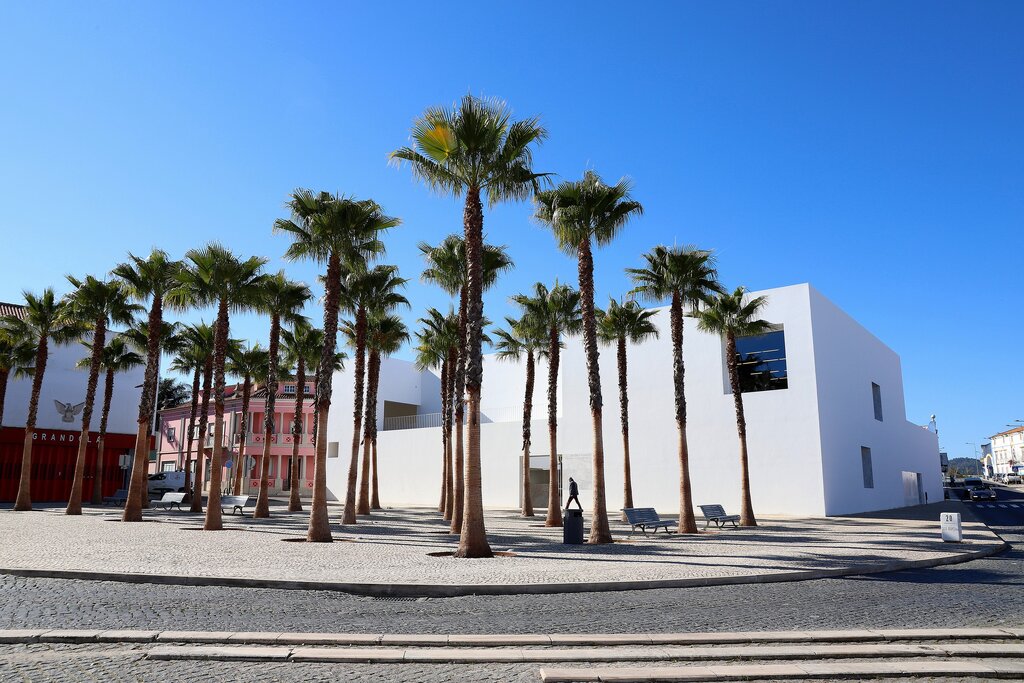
861 447 874 488
327 442 339 459
871 383 883 422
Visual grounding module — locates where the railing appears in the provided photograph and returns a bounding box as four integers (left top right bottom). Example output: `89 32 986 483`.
382 406 531 431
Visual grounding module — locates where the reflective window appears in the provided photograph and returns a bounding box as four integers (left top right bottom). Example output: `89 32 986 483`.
861 447 874 488
872 382 883 421
734 327 788 393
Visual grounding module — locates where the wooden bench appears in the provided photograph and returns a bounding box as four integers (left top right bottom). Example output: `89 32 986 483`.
699 504 740 529
103 489 128 506
221 495 254 516
152 492 186 511
622 507 674 536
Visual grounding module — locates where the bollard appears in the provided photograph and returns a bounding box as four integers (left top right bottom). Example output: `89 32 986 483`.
940 512 962 542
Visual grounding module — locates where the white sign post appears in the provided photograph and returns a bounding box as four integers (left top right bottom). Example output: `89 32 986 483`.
940 512 962 542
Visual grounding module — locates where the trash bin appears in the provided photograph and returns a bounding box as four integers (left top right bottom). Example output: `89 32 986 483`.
563 508 584 544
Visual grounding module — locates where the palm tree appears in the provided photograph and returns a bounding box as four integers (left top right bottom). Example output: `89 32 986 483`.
226 344 269 496
1 289 80 511
253 272 311 518
492 314 547 517
513 282 581 527
169 243 268 531
418 235 514 534
85 335 143 504
359 313 409 512
535 171 644 544
597 298 659 517
63 276 140 515
628 245 721 533
275 189 396 542
414 307 459 519
0 326 35 429
697 287 773 527
338 265 408 523
168 322 215 508
392 95 546 558
114 249 182 522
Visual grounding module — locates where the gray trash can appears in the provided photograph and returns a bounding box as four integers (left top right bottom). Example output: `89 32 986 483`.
563 508 584 544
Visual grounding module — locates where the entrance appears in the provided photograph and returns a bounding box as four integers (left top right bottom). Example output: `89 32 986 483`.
521 454 562 510
902 471 923 506
284 456 303 491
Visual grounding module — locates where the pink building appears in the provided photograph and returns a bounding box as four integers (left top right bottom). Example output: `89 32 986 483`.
154 381 316 498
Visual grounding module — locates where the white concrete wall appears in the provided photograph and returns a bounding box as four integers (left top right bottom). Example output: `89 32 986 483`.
1 338 144 434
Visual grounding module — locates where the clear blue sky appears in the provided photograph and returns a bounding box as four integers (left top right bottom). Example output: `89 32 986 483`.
1 2 1020 459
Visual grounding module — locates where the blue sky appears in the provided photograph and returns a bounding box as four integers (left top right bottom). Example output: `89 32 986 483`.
1 1 1020 459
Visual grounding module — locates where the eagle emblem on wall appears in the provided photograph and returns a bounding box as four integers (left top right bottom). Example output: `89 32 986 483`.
54 400 86 423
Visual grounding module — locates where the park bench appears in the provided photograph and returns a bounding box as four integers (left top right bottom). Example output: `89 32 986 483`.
221 495 254 516
622 507 674 536
699 504 740 529
103 489 128 506
152 491 186 511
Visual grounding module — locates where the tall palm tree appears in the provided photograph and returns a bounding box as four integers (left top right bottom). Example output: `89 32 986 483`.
253 272 311 518
1 289 80 511
0 326 35 428
492 314 547 517
169 243 268 531
359 313 409 512
86 335 143 504
64 275 140 515
338 264 408 523
114 249 182 522
628 245 721 533
535 170 644 544
414 307 459 519
168 322 215 507
697 287 773 527
597 298 659 517
393 95 546 558
419 235 514 534
514 282 581 527
275 189 395 542
226 344 269 496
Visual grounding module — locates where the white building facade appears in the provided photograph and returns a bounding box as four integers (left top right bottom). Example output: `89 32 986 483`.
325 284 941 517
988 427 1023 476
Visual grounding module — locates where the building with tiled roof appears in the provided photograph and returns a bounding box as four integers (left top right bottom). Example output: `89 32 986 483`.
0 302 26 320
989 425 1024 476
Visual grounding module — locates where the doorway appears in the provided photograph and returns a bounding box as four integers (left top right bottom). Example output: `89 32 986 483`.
521 454 562 510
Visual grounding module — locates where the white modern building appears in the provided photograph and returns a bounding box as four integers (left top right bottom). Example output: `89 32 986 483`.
988 427 1023 476
324 284 942 517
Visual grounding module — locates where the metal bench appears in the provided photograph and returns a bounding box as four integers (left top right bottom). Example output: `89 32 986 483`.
221 495 254 516
152 491 186 511
699 504 740 529
103 489 128 506
622 507 674 536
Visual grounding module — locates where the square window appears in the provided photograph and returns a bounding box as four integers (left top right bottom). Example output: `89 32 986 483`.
861 447 874 488
872 383 883 421
733 326 788 393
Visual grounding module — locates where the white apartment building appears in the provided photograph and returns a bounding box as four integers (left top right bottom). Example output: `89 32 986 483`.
324 283 942 517
988 427 1023 476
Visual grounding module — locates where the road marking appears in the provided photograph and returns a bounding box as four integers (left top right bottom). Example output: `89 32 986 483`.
998 504 1008 508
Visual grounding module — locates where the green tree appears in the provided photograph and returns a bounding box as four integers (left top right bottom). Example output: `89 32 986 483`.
0 289 81 511
696 287 773 527
628 245 721 533
156 378 192 411
0 325 35 429
64 275 140 515
168 322 215 508
226 344 268 496
597 298 659 517
275 190 395 542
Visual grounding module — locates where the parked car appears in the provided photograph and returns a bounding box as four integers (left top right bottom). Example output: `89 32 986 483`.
1006 473 1023 485
148 471 187 496
967 486 997 502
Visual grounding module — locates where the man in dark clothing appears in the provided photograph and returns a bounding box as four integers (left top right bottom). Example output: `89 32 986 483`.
565 477 582 510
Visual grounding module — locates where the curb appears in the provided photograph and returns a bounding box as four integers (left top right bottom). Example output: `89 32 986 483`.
0 539 1008 598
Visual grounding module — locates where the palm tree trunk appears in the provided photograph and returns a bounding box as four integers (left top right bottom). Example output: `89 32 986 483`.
371 436 380 509
671 292 698 533
439 356 450 517
455 186 492 558
617 336 633 519
726 332 757 526
67 317 107 515
521 349 535 517
288 357 305 512
451 289 468 535
182 365 201 503
124 295 163 522
203 299 230 531
0 368 9 428
578 241 612 544
545 326 562 528
91 367 116 504
190 359 213 513
342 306 367 525
14 335 49 511
256 314 282 518
444 348 456 518
308 252 341 543
357 349 380 514
232 377 252 496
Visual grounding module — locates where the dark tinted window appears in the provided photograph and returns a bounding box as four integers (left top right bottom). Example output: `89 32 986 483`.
735 328 788 393
872 382 883 421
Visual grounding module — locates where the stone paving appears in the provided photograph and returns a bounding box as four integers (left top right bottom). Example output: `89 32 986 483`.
0 503 1002 590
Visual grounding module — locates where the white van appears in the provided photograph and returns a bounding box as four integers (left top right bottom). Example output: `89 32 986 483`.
148 471 187 496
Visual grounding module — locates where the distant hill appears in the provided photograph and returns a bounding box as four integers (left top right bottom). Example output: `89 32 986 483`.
948 457 984 475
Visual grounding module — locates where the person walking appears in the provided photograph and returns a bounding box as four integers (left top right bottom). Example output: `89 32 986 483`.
565 477 582 510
